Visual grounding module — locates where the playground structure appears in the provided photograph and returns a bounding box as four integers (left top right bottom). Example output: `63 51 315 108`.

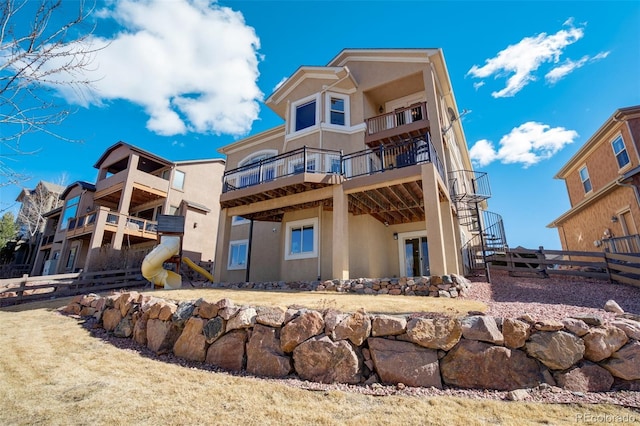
141 215 213 289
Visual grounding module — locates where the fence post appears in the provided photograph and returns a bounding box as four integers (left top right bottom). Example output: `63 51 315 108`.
537 246 549 278
16 274 28 303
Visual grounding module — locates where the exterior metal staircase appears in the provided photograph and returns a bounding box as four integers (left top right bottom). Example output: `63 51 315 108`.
448 170 507 281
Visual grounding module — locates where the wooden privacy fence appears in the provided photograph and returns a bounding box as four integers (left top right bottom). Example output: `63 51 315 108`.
0 268 147 307
486 246 640 288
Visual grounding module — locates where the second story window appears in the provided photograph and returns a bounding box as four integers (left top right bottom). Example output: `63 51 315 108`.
579 166 592 194
60 195 79 230
295 100 316 131
612 135 630 169
172 170 185 190
330 97 345 125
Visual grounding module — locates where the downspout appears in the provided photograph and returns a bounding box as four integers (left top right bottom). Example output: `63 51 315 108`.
317 204 322 281
245 219 254 282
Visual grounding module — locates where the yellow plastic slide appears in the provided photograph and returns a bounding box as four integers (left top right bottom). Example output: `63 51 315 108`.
182 257 214 282
141 236 182 289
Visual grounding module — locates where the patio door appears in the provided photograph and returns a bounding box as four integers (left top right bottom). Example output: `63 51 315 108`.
399 232 430 277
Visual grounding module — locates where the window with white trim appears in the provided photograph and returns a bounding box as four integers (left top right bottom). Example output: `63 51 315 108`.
285 218 318 260
172 170 185 190
611 135 630 169
228 240 248 270
289 156 317 175
325 92 350 128
579 166 592 194
290 94 320 134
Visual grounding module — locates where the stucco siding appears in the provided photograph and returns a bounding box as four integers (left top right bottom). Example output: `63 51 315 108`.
557 186 639 251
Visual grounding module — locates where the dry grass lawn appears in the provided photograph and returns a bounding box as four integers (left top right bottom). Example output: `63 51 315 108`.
0 292 638 426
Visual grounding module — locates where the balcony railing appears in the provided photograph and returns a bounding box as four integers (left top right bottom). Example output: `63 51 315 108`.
68 211 157 235
222 134 444 194
448 170 491 203
366 102 428 137
223 146 342 192
343 134 444 181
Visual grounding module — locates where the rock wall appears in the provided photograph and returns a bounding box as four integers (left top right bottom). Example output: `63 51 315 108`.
62 292 640 393
211 274 471 298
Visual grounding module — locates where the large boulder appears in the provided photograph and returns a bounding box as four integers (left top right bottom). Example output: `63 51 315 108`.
255 307 286 327
203 317 225 344
280 310 324 353
332 309 371 346
133 311 149 346
554 362 614 392
293 336 361 384
611 318 640 340
441 339 542 390
146 318 183 355
173 317 207 362
502 318 530 349
525 331 585 370
371 315 407 337
226 307 257 332
206 329 247 371
368 337 441 388
246 324 292 378
601 340 640 380
461 315 504 345
582 326 628 362
406 317 462 350
102 308 122 332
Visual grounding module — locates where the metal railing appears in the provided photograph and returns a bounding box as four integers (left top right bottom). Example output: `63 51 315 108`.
223 146 342 192
366 102 428 136
69 211 157 234
448 170 491 203
342 134 444 181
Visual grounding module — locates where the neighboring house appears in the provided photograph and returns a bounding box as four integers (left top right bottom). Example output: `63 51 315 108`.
214 48 506 283
548 105 640 253
13 181 65 268
32 141 225 275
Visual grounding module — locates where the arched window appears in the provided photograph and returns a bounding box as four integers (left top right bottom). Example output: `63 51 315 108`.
238 150 278 188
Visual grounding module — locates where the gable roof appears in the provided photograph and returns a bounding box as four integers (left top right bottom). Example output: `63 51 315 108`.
93 141 173 169
60 181 96 200
554 105 640 179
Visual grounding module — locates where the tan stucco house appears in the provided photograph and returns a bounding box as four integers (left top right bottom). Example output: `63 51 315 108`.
214 48 505 283
548 105 640 253
33 141 225 275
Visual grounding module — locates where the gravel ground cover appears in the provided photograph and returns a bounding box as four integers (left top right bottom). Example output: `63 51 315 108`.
85 270 640 409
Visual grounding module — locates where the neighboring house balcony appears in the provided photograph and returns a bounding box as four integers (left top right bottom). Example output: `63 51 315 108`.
39 234 56 249
365 102 429 147
94 167 170 210
65 209 158 244
220 135 446 226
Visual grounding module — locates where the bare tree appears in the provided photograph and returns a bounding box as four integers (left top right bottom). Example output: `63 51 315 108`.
0 0 102 187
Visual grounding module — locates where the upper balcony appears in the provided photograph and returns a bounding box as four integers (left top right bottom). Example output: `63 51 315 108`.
65 209 157 244
221 135 445 223
94 162 170 209
365 102 429 147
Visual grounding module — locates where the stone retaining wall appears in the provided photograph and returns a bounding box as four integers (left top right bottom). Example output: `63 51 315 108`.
62 292 640 393
212 274 471 298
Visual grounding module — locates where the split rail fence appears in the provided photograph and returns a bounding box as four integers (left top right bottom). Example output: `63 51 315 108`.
487 246 640 288
0 268 146 307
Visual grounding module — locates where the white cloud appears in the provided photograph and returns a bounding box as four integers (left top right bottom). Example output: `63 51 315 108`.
469 122 578 168
546 51 609 84
59 0 263 136
473 81 485 90
468 139 497 167
467 19 606 97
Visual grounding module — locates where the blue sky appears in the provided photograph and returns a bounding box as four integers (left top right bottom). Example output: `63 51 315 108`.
1 0 639 250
